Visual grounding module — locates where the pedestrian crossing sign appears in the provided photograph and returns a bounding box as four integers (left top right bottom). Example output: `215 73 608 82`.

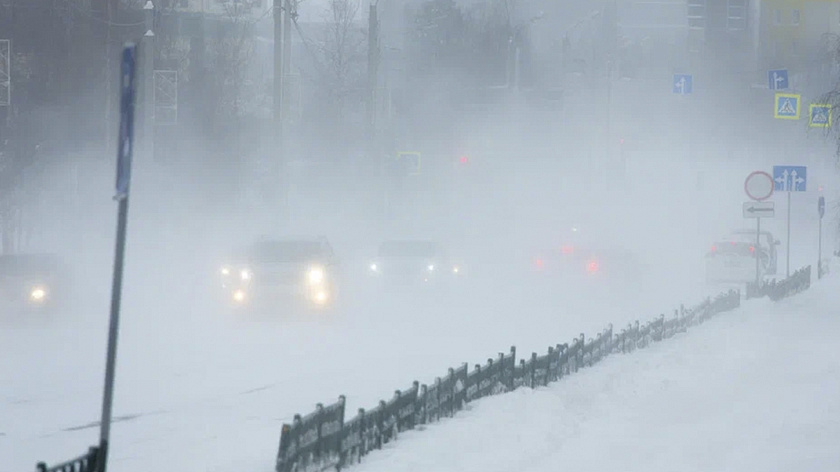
809 104 831 128
774 93 801 120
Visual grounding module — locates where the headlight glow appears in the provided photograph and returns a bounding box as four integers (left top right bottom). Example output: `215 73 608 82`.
313 290 329 304
240 269 252 281
30 287 47 301
427 264 435 272
232 289 246 303
308 267 325 285
453 266 460 274
369 263 378 272
221 267 231 276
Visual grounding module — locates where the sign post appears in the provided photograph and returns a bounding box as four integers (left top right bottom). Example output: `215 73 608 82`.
744 171 775 286
818 195 825 279
99 44 137 472
773 165 807 277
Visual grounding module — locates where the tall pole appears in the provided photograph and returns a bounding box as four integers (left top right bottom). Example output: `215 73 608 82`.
755 217 761 287
818 214 823 279
100 44 137 472
273 0 284 134
786 191 791 278
143 2 155 159
283 0 292 119
367 3 379 146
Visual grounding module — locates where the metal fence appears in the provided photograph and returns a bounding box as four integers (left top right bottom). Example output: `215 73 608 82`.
276 289 743 472
746 265 812 301
36 443 103 472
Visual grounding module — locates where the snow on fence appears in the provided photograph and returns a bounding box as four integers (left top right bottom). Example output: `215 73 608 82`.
746 265 812 301
275 289 743 472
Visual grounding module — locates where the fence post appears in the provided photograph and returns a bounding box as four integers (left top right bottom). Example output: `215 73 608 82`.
529 352 537 389
507 346 516 391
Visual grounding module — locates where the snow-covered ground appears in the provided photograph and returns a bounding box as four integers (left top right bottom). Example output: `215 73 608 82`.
356 273 840 472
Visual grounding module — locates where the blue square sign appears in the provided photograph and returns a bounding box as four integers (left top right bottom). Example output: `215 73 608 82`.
768 69 789 90
773 166 807 192
673 74 692 95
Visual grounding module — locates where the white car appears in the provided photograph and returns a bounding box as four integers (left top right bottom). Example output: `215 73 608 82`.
705 230 779 284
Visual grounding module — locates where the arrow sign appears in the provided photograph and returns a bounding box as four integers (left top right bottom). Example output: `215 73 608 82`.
743 201 775 219
768 69 789 90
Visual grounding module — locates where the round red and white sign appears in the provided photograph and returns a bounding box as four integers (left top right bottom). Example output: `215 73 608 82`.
744 171 774 201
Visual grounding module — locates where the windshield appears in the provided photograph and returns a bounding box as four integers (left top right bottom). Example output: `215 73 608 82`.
245 241 326 264
378 241 439 258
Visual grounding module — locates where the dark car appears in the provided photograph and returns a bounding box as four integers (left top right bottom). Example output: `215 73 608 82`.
218 237 339 311
368 240 463 287
0 253 69 314
526 226 643 283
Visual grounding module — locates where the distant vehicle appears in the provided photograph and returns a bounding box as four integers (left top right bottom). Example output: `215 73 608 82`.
528 226 643 282
368 240 462 286
0 253 69 313
705 230 779 284
218 237 339 311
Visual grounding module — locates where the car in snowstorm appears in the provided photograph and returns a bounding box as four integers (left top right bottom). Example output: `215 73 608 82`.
368 240 463 287
527 226 643 283
705 230 779 284
0 253 70 314
218 237 339 311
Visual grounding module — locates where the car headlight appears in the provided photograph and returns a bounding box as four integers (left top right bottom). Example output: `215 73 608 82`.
313 289 329 305
221 266 231 276
308 267 325 285
427 264 435 272
232 289 247 303
453 266 460 274
240 269 252 281
30 287 47 302
369 263 379 273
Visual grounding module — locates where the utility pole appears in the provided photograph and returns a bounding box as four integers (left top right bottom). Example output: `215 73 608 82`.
143 1 155 159
283 0 292 120
273 0 284 133
367 3 379 149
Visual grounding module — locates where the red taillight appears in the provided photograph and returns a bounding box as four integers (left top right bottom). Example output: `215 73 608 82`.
586 260 600 273
710 245 717 253
749 246 755 253
459 156 470 164
561 245 574 255
535 258 545 269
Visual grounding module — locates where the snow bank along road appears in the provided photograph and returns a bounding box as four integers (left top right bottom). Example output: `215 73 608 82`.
356 274 840 472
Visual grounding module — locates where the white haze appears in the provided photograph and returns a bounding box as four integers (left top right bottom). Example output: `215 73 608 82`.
2 0 839 470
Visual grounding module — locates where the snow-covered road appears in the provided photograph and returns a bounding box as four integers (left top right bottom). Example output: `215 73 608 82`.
2 253 712 472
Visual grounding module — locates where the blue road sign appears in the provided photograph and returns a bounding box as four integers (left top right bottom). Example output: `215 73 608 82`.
673 74 692 95
819 196 826 219
116 44 137 199
810 104 831 128
774 93 801 120
773 166 807 192
768 69 789 90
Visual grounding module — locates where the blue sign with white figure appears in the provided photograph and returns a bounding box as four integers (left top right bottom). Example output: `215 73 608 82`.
768 69 789 90
773 166 807 192
673 74 692 95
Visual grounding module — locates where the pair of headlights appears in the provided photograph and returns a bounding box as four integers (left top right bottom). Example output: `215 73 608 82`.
221 266 324 284
369 263 460 274
221 267 252 282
